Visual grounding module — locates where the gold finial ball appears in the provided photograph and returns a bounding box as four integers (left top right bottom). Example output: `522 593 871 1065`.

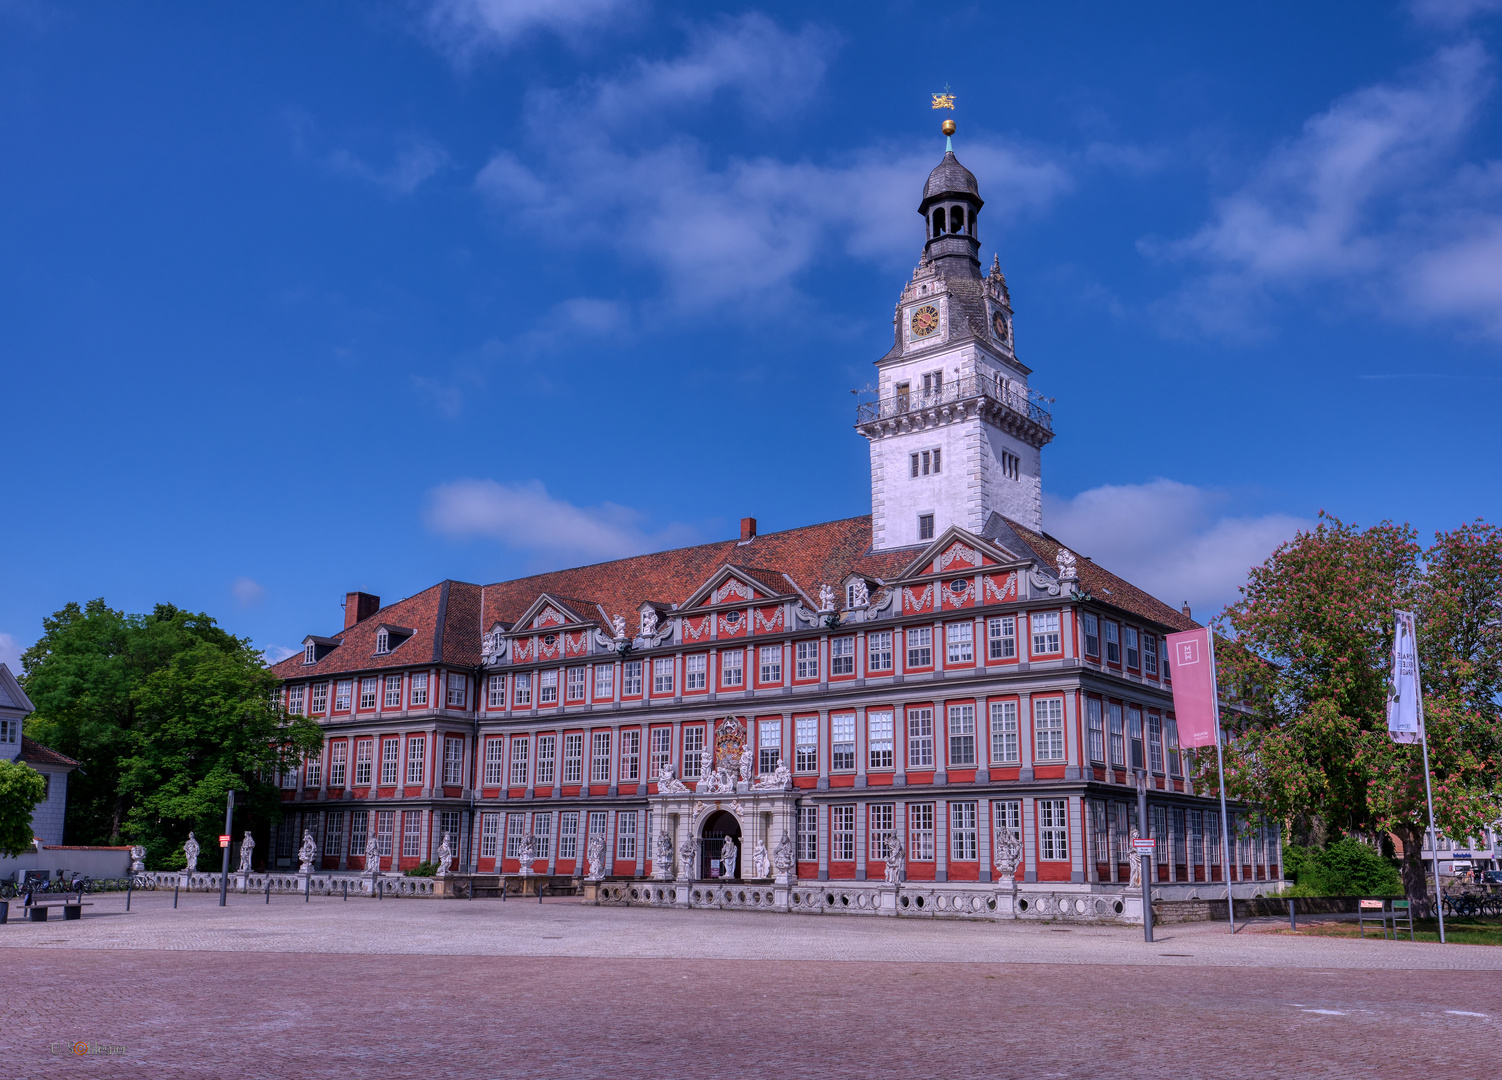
942 118 956 137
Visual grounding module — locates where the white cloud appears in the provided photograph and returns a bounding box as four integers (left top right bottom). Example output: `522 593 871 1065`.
232 577 266 606
1410 0 1502 27
424 479 699 564
1044 479 1309 619
0 632 21 673
327 136 450 196
1153 43 1502 341
424 0 637 60
262 644 300 664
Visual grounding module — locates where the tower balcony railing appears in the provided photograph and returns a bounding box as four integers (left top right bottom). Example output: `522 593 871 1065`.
855 375 1053 433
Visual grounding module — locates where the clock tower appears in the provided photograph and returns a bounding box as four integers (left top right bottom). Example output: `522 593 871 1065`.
857 125 1053 551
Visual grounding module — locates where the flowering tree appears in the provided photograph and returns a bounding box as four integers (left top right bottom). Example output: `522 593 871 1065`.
1212 514 1502 906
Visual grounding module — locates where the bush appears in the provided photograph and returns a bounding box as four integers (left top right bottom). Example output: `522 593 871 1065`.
1283 838 1403 896
404 861 437 878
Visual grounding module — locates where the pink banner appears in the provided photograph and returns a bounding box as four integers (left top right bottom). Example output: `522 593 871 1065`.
1166 628 1218 748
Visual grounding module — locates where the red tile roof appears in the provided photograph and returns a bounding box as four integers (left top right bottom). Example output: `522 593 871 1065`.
19 736 78 769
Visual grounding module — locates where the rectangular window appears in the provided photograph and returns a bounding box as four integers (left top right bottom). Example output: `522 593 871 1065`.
563 733 583 785
795 640 819 680
720 649 743 687
506 814 526 859
988 616 1017 660
380 738 399 786
1125 627 1140 669
402 811 422 859
335 679 353 711
649 728 672 778
594 664 615 700
405 735 426 786
1031 611 1061 655
797 806 819 861
350 811 368 858
1143 634 1158 676
442 736 463 786
946 621 974 663
868 711 894 770
329 742 347 787
619 729 640 782
1128 706 1144 770
948 704 976 766
1086 698 1105 764
682 725 705 778
907 707 934 769
1033 698 1065 762
510 736 530 787
559 812 579 861
758 645 782 685
566 666 587 701
410 673 428 707
1092 801 1109 864
994 800 1021 848
514 673 532 707
1105 621 1120 664
535 734 556 784
908 803 936 861
1082 612 1100 658
950 802 978 861
652 657 674 695
1148 713 1164 773
918 514 935 540
288 685 306 715
832 713 856 771
1038 799 1069 861
1109 702 1125 767
616 811 637 861
622 661 643 697
446 674 466 708
360 677 378 711
758 719 781 774
867 631 893 672
906 627 933 668
590 731 612 784
304 750 321 788
384 675 402 709
532 812 552 861
439 811 461 859
484 737 505 787
480 812 500 859
354 739 373 786
989 701 1019 764
1165 718 1182 777
795 716 818 772
376 810 395 857
685 654 706 690
311 682 328 714
870 803 895 860
831 805 855 862
830 636 855 675
280 765 298 790
539 670 558 704
1154 805 1168 865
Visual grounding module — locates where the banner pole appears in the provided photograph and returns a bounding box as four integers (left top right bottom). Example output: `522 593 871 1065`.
1412 632 1445 945
1208 632 1235 933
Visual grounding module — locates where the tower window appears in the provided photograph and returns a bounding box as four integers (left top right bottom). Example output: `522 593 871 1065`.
910 449 942 477
1002 450 1021 480
918 514 935 540
950 206 965 233
921 371 942 399
932 210 945 236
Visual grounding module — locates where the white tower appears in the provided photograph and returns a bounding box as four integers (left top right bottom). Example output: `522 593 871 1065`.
857 132 1053 551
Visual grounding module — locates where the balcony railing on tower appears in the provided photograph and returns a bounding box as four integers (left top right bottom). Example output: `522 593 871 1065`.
854 375 1053 437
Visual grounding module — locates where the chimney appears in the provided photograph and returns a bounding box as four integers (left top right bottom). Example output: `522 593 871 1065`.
345 591 381 629
1181 601 1192 619
740 517 757 541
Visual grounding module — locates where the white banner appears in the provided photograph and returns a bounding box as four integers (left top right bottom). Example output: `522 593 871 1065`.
1387 610 1421 745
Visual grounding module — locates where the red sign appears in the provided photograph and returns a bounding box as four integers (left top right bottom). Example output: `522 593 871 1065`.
219 835 231 847
1166 628 1218 748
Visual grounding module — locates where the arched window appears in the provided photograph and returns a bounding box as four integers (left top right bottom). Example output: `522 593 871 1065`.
933 210 945 236
951 205 965 234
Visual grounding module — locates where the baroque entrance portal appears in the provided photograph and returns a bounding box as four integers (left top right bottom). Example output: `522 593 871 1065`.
699 809 741 881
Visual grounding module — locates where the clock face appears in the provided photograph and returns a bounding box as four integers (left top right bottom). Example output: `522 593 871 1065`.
992 311 1009 342
911 304 940 338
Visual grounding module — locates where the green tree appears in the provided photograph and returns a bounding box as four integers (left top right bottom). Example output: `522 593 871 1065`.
0 759 47 858
1212 514 1502 908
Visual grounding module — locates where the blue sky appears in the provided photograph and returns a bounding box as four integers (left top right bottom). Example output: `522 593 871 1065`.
3 0 1502 666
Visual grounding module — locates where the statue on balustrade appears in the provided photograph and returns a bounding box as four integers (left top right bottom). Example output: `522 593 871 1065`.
130 845 147 874
516 832 535 876
773 831 795 881
182 832 200 873
298 830 318 874
435 833 453 877
586 834 606 881
994 834 1023 886
720 836 739 881
237 831 255 873
654 832 675 880
752 840 770 879
657 764 689 794
365 835 382 875
883 839 906 885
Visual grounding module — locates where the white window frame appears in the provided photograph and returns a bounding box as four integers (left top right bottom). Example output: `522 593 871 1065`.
442 736 463 786
1038 799 1069 861
649 728 672 777
335 679 353 711
797 806 819 862
1082 612 1100 657
563 733 583 785
384 674 402 709
410 672 428 707
908 803 935 861
484 737 505 787
868 710 894 770
616 811 637 861
380 738 399 786
593 664 614 700
685 654 706 690
795 640 819 681
622 661 643 697
509 736 530 787
329 741 347 788
652 657 674 695
536 734 556 785
949 801 978 861
1033 698 1065 762
359 677 378 711
906 627 933 668
446 673 467 708
1030 611 1061 655
480 812 500 859
558 812 579 860
566 666 586 701
946 622 974 664
830 635 855 675
513 673 532 707
682 725 705 779
758 719 781 774
402 811 421 859
867 631 893 672
1086 698 1105 764
989 701 1019 765
795 716 818 773
831 805 855 862
619 729 640 782
947 704 976 767
486 674 505 709
354 739 373 786
405 735 426 786
539 669 559 704
758 645 782 685
590 731 612 784
721 649 743 687
907 707 934 769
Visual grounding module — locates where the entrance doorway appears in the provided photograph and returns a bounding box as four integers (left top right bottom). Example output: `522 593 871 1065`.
700 810 742 881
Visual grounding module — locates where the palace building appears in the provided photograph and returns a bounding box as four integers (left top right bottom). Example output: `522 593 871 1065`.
270 133 1282 909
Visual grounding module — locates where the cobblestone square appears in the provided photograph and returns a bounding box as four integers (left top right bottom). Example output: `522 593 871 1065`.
3 892 1500 1079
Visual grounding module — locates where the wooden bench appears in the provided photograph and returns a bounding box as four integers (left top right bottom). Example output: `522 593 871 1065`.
25 899 93 922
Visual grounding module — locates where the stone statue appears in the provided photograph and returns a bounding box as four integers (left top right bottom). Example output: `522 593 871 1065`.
753 756 792 791
848 579 869 608
1128 827 1143 890
236 831 255 873
517 832 535 875
994 834 1023 884
182 832 200 872
654 831 675 880
772 831 795 876
130 845 147 874
719 836 738 881
640 608 658 638
699 747 714 784
818 583 835 612
586 834 606 881
611 614 627 640
1056 547 1078 583
752 840 771 879
435 833 453 877
657 764 689 794
679 836 699 879
738 747 753 783
298 830 317 874
883 839 906 885
364 834 381 874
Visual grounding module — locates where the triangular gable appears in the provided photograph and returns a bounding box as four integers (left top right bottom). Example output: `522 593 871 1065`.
896 525 1027 582
511 594 593 634
0 663 34 714
682 565 777 609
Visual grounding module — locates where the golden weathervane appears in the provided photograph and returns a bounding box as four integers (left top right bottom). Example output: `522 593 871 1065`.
932 85 956 139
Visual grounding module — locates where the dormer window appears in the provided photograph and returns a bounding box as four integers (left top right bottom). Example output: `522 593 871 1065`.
304 643 316 664
371 624 414 657
375 629 390 655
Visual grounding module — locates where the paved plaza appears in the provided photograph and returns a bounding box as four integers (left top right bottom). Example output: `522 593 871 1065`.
3 891 1500 1079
